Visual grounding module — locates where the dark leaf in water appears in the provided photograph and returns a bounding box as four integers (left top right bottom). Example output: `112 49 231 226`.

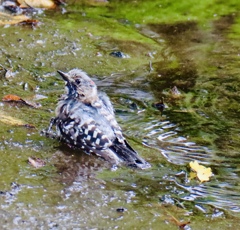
153 97 165 113
110 51 129 58
116 207 127 213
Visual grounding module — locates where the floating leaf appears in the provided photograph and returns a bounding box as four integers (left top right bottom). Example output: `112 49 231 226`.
28 157 46 168
2 94 41 108
0 12 30 25
17 0 56 9
2 94 23 102
189 160 212 182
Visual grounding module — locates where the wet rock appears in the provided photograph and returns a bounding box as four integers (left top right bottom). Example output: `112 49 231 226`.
109 51 129 58
116 207 127 213
153 101 165 112
2 1 23 14
160 194 175 205
211 209 225 219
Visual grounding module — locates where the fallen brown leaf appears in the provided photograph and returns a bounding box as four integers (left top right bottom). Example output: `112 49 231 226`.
167 214 190 229
2 94 23 102
17 0 56 9
0 12 30 25
2 94 41 108
19 19 39 27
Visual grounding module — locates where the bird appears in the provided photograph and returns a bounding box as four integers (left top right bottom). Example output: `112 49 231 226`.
44 69 151 169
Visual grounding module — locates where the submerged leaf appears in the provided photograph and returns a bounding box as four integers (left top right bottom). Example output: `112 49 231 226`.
189 160 212 182
0 111 34 127
17 0 56 9
82 0 109 6
0 12 30 25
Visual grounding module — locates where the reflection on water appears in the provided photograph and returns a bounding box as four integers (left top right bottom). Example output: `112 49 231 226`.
51 148 108 184
122 108 240 213
143 119 213 165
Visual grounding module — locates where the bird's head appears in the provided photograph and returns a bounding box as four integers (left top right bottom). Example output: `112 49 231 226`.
57 69 98 104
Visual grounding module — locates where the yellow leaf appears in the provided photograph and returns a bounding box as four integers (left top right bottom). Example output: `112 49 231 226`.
17 0 56 9
189 160 201 171
189 160 212 182
0 12 29 25
189 171 197 180
0 111 34 127
197 167 212 182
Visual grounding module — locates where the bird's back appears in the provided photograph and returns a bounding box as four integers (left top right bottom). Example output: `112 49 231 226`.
44 69 151 169
55 96 116 148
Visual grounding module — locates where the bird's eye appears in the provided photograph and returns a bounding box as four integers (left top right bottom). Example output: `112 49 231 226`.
75 79 81 85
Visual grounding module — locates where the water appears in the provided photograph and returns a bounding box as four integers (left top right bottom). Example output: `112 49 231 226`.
1 0 240 229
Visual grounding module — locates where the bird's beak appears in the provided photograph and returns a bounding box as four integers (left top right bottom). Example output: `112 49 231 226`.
57 70 69 82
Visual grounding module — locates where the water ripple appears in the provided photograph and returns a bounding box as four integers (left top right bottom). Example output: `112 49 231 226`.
127 114 240 213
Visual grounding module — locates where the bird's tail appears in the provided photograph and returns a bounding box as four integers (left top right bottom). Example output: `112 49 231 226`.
110 140 151 169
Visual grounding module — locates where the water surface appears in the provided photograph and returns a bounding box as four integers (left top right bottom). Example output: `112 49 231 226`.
1 0 240 229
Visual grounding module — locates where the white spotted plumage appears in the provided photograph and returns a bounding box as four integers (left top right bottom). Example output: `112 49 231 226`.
93 130 98 138
44 69 151 169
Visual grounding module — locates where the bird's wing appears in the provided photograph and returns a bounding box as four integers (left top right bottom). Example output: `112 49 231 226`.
56 110 113 151
57 116 124 164
76 120 113 150
56 98 121 150
97 93 126 144
98 92 115 115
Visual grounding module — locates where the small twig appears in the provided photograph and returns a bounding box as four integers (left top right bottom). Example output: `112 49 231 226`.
149 61 153 72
